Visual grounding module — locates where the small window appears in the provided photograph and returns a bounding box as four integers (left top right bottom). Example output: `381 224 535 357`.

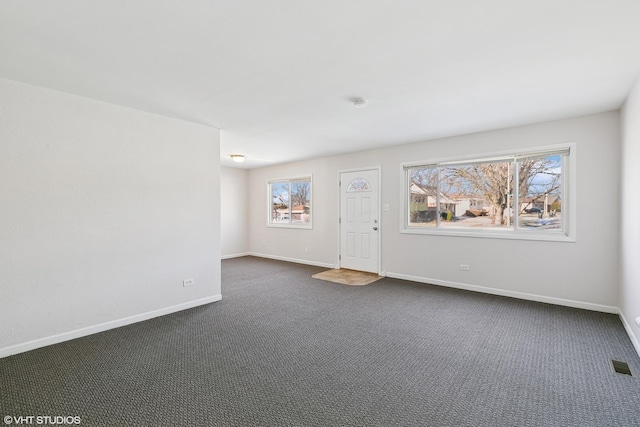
268 177 312 228
347 178 371 192
403 145 572 240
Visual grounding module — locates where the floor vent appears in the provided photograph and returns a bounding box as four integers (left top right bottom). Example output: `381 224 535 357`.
611 360 632 376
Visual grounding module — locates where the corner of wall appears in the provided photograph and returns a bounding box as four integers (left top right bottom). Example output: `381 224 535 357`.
619 73 640 358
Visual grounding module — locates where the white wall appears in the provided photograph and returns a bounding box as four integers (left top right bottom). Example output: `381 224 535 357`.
221 166 249 258
620 76 640 354
0 78 221 357
249 112 620 311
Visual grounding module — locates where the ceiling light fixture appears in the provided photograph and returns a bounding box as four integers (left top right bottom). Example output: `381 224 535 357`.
230 154 246 163
352 97 367 108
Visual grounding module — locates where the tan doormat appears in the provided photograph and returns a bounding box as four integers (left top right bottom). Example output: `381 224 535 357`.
312 269 383 286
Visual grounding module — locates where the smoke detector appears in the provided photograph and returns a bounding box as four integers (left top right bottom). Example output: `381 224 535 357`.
352 97 368 108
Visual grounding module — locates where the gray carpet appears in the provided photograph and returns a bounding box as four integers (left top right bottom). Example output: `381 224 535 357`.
1 256 639 426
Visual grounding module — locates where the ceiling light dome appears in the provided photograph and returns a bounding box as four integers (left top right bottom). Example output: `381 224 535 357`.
230 154 246 163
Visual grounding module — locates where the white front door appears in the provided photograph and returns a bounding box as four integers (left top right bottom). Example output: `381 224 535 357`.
339 169 380 273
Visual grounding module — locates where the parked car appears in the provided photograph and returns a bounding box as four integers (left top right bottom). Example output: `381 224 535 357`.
525 208 541 213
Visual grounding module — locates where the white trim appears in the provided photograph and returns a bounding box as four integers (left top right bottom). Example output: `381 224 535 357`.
385 272 618 314
400 142 576 242
266 223 313 230
401 142 575 169
398 227 576 242
0 295 222 359
337 166 383 275
618 310 640 359
221 252 251 260
249 252 337 269
266 175 313 229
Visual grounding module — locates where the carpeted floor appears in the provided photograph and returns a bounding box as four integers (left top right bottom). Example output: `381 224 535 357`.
1 256 639 426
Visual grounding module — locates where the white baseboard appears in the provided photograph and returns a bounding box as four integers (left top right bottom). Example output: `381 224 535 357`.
248 252 337 269
385 272 619 314
221 252 251 260
618 310 640 358
0 294 222 359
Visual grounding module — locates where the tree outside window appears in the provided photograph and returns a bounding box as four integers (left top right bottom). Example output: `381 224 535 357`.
269 177 311 227
405 149 567 235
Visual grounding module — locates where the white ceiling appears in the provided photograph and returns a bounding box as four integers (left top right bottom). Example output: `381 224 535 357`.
1 1 639 168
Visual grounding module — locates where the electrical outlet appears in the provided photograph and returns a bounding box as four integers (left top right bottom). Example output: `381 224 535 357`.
305 247 309 253
183 278 194 287
460 264 470 271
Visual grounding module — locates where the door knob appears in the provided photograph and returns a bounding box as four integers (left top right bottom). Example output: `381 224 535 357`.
373 227 378 231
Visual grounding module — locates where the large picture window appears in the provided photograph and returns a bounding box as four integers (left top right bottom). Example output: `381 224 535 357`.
268 177 312 227
403 145 573 240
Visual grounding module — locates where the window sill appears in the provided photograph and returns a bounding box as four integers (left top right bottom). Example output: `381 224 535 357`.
400 227 575 242
267 223 313 230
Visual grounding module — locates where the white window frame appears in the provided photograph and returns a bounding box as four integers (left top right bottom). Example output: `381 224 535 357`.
400 143 576 242
267 175 313 229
